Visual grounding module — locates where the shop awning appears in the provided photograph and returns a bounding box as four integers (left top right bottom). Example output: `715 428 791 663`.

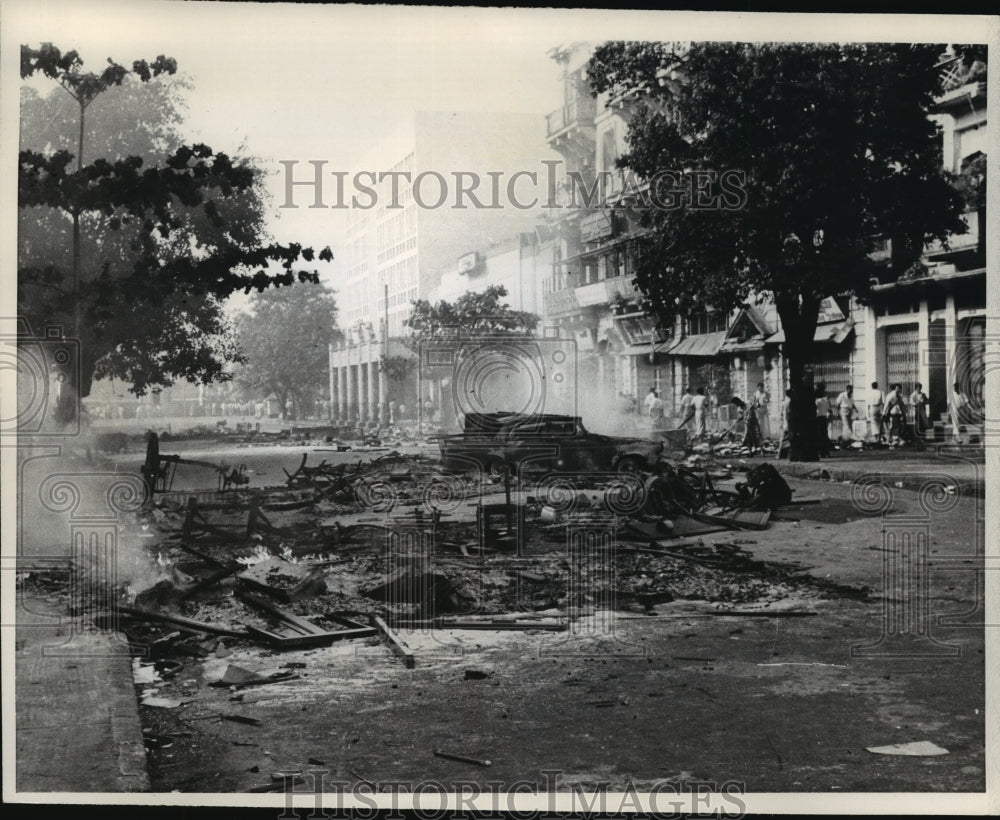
667 330 728 357
620 341 672 357
766 318 855 345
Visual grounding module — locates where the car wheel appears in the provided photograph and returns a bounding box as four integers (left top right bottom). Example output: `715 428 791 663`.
616 455 645 474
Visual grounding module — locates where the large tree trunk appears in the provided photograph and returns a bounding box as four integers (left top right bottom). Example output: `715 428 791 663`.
51 342 95 428
775 293 821 463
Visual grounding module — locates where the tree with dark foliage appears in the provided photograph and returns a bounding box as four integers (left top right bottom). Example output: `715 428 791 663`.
18 43 333 425
235 283 341 420
587 42 975 460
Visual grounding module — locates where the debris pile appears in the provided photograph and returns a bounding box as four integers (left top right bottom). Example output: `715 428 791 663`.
104 445 843 669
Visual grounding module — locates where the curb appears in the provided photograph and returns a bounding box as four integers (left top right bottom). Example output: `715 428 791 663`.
751 459 986 499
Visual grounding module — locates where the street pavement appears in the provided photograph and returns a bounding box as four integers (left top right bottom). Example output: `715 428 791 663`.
13 594 149 793
8 437 990 796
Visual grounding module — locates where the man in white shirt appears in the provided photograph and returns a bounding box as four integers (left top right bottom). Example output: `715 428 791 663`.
643 387 658 417
950 382 969 444
867 381 885 443
649 391 665 430
691 387 708 438
835 385 856 441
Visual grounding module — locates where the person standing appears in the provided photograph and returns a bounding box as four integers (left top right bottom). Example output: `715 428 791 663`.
679 386 695 429
691 387 708 438
950 382 969 444
867 381 885 444
732 395 763 453
815 383 832 457
649 390 665 431
644 387 658 419
885 383 906 447
910 383 929 440
752 382 771 441
835 384 856 442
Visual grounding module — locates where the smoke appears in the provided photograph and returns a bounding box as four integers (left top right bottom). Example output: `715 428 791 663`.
16 450 169 607
576 383 647 439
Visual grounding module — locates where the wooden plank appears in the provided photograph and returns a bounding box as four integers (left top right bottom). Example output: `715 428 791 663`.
235 589 327 634
324 613 372 631
117 605 248 639
178 563 244 600
389 618 567 632
244 624 375 648
705 610 817 617
691 510 770 531
621 545 719 564
236 558 326 603
370 614 415 668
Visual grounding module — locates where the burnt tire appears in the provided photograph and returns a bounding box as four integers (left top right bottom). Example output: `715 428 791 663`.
616 455 645 475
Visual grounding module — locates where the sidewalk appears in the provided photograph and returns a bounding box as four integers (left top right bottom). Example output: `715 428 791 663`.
740 446 986 497
14 593 149 794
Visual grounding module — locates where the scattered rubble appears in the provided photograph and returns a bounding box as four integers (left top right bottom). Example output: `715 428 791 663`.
37 435 887 793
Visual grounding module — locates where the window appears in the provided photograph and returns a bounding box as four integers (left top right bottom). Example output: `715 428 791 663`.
601 128 618 174
687 310 727 335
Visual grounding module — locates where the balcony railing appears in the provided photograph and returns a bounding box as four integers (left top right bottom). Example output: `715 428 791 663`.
939 57 988 93
546 96 598 138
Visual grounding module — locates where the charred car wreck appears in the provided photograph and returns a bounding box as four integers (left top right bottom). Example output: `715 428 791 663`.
436 412 668 477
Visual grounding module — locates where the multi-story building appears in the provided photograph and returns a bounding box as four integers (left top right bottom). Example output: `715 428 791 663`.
857 51 988 433
426 230 557 427
541 43 665 417
433 231 554 315
328 110 558 423
540 43 988 439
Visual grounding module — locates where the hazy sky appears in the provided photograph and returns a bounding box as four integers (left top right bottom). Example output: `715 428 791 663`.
3 2 993 295
9 1 579 261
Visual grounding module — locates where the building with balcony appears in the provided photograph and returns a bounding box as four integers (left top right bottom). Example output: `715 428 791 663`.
855 49 988 436
540 43 665 418
538 43 988 440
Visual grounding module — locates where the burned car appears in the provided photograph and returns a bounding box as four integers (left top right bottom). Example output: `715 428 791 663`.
437 412 667 476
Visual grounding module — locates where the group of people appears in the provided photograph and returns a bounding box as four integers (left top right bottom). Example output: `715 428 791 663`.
640 382 773 444
823 380 970 447
640 385 713 436
634 377 973 450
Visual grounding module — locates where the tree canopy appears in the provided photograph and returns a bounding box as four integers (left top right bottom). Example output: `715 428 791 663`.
234 282 341 420
17 43 333 421
405 285 539 342
587 41 975 459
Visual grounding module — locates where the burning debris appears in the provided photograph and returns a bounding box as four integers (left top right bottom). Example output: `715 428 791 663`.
90 441 835 667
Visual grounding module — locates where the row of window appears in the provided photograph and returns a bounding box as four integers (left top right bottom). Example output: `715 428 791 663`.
378 287 418 310
377 236 417 265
